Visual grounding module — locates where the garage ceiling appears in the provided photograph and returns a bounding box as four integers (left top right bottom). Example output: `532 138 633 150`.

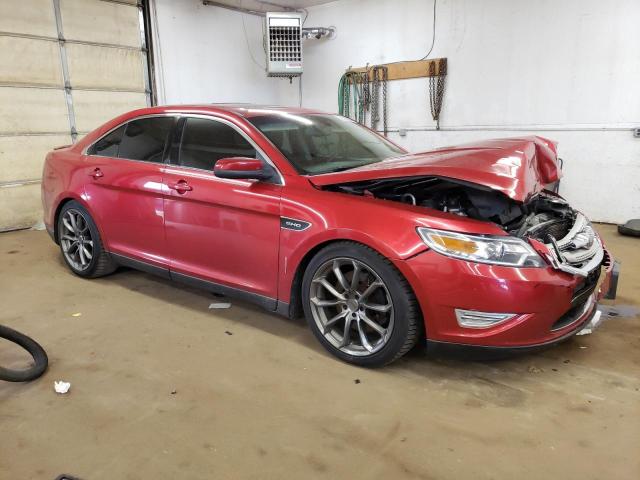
204 0 337 13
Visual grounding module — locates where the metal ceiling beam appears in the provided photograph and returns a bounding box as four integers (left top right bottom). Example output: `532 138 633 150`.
201 0 299 16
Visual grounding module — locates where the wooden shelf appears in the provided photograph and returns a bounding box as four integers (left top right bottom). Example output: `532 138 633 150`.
347 58 447 81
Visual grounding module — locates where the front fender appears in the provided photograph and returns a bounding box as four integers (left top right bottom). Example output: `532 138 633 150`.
276 182 501 304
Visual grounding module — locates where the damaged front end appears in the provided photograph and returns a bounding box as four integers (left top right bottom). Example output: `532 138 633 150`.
324 175 608 279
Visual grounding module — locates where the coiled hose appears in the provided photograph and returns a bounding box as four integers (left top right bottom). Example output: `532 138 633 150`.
0 325 48 382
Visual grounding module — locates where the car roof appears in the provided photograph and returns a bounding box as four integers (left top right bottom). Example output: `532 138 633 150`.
131 104 330 119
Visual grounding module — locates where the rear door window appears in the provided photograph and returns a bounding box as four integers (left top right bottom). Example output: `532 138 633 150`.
178 118 257 171
118 117 174 163
89 125 125 157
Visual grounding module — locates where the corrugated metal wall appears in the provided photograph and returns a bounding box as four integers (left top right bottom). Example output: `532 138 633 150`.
0 0 150 231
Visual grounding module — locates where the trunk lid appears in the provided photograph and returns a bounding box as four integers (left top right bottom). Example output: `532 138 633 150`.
308 136 561 202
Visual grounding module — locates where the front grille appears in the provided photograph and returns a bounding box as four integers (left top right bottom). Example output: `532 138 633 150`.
544 213 604 277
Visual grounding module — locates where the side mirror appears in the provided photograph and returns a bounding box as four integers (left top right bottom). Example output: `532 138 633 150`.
213 157 274 181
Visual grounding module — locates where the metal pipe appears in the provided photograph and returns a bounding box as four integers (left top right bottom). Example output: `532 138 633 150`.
201 0 300 16
379 124 637 133
99 0 141 6
202 1 266 16
302 27 335 39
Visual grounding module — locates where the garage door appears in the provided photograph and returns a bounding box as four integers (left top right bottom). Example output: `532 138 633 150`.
0 0 151 231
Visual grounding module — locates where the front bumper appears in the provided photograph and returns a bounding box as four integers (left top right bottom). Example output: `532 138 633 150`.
395 245 616 350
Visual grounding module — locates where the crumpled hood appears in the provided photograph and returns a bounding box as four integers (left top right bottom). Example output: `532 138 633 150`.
308 136 561 203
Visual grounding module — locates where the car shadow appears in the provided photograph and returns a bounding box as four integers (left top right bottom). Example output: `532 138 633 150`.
99 267 322 352
98 266 593 379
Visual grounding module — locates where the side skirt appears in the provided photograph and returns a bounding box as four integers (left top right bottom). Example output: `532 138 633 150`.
171 271 277 312
110 253 283 314
111 253 171 280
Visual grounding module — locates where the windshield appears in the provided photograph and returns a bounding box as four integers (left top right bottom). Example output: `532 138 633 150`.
247 113 406 175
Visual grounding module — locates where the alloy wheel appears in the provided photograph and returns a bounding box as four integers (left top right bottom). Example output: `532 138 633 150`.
59 209 94 271
309 257 394 356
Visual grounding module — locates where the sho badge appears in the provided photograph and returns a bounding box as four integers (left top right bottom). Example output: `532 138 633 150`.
280 217 311 231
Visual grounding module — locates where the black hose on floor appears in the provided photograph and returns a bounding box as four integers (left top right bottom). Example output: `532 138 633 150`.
0 325 48 382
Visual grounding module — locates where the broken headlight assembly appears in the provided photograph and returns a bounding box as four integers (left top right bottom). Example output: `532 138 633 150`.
417 227 545 267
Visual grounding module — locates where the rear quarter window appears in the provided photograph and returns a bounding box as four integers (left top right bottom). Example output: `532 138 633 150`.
88 125 125 157
118 117 174 163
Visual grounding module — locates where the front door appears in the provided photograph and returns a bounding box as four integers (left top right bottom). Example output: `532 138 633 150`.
163 116 282 304
83 116 175 268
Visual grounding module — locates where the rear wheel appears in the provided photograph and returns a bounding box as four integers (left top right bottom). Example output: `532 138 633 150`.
302 242 422 367
57 201 116 278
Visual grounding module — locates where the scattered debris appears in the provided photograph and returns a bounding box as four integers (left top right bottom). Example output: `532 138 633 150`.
577 310 602 336
30 221 46 231
209 301 232 309
354 379 361 384
527 366 543 374
224 331 233 336
71 313 82 317
54 381 71 394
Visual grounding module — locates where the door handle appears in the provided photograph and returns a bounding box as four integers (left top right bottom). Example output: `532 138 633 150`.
169 180 193 194
89 168 104 179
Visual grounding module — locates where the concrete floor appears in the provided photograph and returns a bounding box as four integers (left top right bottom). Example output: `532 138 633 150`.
0 224 638 480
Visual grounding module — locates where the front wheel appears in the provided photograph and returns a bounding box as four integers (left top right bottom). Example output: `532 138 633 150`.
302 242 422 367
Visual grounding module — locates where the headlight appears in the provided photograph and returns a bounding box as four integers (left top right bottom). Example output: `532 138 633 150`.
417 227 545 267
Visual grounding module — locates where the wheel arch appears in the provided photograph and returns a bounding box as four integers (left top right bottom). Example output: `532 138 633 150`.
285 237 420 321
52 195 106 245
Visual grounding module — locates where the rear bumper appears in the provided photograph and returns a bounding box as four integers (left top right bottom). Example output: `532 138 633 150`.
395 245 616 350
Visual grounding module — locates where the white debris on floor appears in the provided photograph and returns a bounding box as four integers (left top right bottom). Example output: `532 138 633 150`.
209 302 232 309
54 381 71 394
576 311 603 336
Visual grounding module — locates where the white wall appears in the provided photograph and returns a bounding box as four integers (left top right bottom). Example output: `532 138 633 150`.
154 0 639 223
152 0 300 105
293 0 640 223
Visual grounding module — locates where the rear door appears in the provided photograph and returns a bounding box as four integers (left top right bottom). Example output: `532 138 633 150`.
83 115 175 269
163 116 282 303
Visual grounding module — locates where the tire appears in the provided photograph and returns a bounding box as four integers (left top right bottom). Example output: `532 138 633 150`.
302 242 422 367
0 325 48 382
57 201 116 278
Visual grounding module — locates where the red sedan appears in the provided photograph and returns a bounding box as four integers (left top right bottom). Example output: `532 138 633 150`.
41 105 616 366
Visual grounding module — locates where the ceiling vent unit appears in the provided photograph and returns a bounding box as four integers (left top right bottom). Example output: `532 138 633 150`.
265 12 303 78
